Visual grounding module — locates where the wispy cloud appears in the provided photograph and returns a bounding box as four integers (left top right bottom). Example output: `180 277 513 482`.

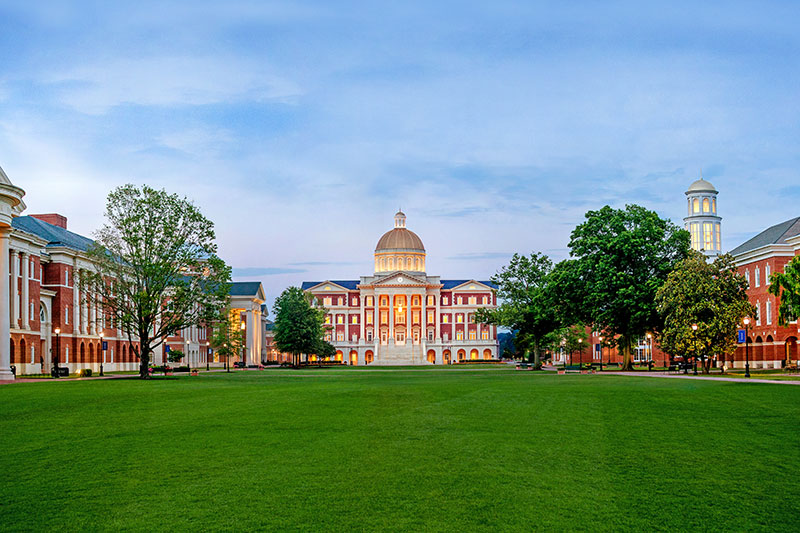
233 267 307 277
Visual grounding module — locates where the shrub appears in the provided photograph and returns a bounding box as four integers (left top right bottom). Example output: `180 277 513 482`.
79 368 93 377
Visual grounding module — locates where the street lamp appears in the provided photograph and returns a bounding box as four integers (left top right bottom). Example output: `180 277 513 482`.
598 336 604 371
578 338 583 370
691 323 698 375
240 320 246 368
52 327 61 378
743 317 751 378
99 331 105 376
647 333 653 372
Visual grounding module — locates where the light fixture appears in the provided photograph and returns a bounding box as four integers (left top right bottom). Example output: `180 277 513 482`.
691 323 698 331
743 317 750 326
55 328 60 335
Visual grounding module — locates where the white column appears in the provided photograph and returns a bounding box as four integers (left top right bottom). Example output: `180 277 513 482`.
90 293 97 335
246 310 255 365
81 275 88 335
0 229 14 379
21 251 29 330
10 248 19 328
435 293 441 340
359 294 365 343
72 264 80 334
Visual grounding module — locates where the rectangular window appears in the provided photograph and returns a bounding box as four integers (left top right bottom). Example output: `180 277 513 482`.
351 315 358 324
323 297 332 307
456 331 464 340
65 306 69 325
337 332 344 341
468 296 476 305
381 312 387 324
325 315 331 324
766 300 772 325
482 296 488 305
366 296 373 306
428 330 434 341
337 297 343 306
715 223 721 251
755 267 760 288
336 315 343 324
442 297 448 305
325 334 332 342
766 264 771 285
427 311 434 323
745 270 750 285
469 331 476 340
30 301 34 320
427 296 434 306
367 311 374 325
457 297 463 305
456 314 463 323
703 222 713 250
756 301 761 326
367 331 373 341
481 330 489 340
412 312 419 324
443 315 449 324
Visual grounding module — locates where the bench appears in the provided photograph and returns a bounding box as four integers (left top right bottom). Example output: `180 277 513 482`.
51 366 69 377
233 362 246 369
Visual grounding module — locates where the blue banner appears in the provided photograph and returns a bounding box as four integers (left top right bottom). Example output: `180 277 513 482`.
102 341 108 350
737 329 746 344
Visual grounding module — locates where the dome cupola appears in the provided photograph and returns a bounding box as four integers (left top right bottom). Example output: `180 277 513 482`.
374 211 426 274
684 175 722 257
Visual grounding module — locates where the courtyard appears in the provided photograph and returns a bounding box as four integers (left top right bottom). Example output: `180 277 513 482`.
1 367 798 531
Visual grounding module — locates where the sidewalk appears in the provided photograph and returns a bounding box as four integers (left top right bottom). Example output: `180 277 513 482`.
600 371 800 385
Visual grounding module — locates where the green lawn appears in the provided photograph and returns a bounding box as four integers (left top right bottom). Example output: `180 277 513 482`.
1 369 798 531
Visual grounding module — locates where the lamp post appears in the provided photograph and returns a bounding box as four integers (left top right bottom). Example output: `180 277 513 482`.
743 317 751 378
206 342 210 371
240 320 246 368
598 336 604 372
691 323 699 375
578 338 583 369
52 327 61 378
647 333 653 372
99 331 105 376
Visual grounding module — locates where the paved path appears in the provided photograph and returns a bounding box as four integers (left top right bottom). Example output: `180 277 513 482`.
600 371 800 385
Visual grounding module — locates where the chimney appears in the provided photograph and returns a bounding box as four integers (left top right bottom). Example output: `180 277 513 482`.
30 213 68 229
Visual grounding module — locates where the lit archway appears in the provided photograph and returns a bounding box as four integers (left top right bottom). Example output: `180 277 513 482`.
443 349 451 364
786 337 798 366
427 349 435 364
335 350 343 362
470 349 479 360
483 349 492 360
365 350 374 365
349 350 358 366
457 349 466 361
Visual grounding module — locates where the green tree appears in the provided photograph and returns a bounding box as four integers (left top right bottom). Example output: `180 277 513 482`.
567 204 690 370
273 287 326 367
81 185 231 379
210 309 245 372
314 339 337 366
656 252 755 373
769 255 800 335
166 349 185 365
475 253 561 369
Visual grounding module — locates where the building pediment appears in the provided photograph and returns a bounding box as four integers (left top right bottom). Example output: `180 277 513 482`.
372 272 429 286
447 280 496 292
305 281 357 292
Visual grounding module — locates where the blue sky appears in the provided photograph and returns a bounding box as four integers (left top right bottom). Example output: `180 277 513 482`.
1 1 799 311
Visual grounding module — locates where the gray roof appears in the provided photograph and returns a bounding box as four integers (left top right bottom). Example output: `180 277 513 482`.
730 216 800 256
301 280 360 290
12 216 94 252
229 281 263 296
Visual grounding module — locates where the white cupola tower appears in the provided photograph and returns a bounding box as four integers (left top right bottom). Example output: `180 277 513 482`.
684 177 722 257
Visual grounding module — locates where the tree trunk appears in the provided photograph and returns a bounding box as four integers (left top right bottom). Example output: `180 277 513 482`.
533 342 542 370
621 338 633 371
139 346 150 379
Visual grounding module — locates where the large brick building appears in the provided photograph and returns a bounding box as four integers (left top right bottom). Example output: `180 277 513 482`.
0 166 268 379
731 217 800 368
300 211 499 365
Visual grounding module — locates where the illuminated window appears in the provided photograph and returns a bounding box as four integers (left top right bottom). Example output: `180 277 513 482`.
715 223 721 250
337 297 343 306
457 297 463 305
325 315 331 324
693 198 699 213
323 297 332 307
691 223 701 250
469 331 476 340
381 296 388 306
324 334 332 342
712 198 716 213
366 296 373 306
442 297 448 305
703 223 713 250
456 331 464 340
482 296 488 304
381 312 387 324
337 332 344 341
754 267 760 288
468 296 476 305
456 314 463 323
380 258 386 270
481 330 489 340
351 315 358 324
702 198 710 213
443 315 449 324
413 296 420 306
367 312 373 325
427 295 434 306
352 297 358 306
427 311 434 323
412 312 419 324
337 315 343 324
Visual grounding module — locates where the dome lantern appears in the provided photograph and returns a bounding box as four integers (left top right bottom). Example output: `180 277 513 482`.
374 212 426 275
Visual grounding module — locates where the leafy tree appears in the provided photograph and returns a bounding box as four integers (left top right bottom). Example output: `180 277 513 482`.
314 339 337 367
656 252 755 373
81 184 231 379
166 349 185 365
543 324 588 366
497 331 517 360
273 287 326 367
567 205 690 370
769 256 800 335
210 308 245 372
475 253 561 369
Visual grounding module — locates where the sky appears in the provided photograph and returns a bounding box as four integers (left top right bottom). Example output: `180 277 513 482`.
1 1 799 312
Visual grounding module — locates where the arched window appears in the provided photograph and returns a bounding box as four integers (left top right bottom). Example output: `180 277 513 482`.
754 267 760 288
415 258 421 270
693 198 700 213
766 263 771 284
712 198 716 213
380 258 386 270
702 198 710 213
40 305 46 323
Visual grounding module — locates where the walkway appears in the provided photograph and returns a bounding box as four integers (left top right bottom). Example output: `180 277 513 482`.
601 371 800 385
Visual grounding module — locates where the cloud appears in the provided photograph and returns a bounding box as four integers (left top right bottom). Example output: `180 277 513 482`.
233 267 307 277
447 252 513 260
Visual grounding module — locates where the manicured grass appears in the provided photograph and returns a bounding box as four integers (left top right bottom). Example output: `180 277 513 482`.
1 370 799 531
